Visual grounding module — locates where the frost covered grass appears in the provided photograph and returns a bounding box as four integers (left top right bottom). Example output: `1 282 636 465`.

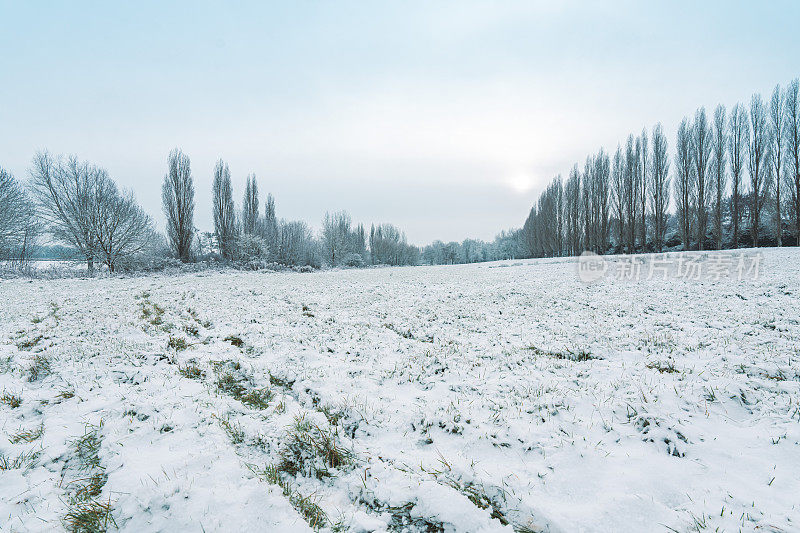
1 390 23 408
0 449 41 471
62 423 115 532
277 414 354 479
1 247 799 531
9 423 44 444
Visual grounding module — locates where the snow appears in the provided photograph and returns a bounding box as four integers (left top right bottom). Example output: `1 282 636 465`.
1 247 799 532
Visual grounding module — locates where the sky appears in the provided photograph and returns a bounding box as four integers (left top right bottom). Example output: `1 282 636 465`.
1 1 799 244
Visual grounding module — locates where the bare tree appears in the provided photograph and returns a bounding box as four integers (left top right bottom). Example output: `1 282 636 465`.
519 176 565 258
276 219 317 266
769 84 785 246
31 152 153 272
748 94 769 248
263 192 278 258
0 167 39 266
691 107 713 250
649 123 670 252
212 160 237 260
674 118 694 250
242 174 260 236
553 175 564 256
592 148 611 253
565 165 581 255
322 211 353 266
0 168 25 253
623 135 638 253
91 181 154 272
729 103 749 248
612 146 626 252
162 149 194 262
711 105 727 249
30 152 102 272
787 79 800 243
581 159 591 253
639 129 648 249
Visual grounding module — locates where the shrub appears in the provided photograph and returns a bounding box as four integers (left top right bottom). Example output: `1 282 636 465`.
341 252 364 267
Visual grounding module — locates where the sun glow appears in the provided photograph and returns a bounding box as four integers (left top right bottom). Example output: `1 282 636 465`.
506 173 535 194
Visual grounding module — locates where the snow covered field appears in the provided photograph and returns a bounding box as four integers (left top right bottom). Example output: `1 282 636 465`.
1 248 799 532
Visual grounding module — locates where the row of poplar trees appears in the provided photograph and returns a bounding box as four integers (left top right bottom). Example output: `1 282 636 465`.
522 79 800 257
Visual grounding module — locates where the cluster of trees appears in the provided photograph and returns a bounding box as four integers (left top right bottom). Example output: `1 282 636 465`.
1 147 425 273
209 159 421 268
321 211 367 266
422 230 524 265
207 156 319 267
368 223 420 266
521 79 800 257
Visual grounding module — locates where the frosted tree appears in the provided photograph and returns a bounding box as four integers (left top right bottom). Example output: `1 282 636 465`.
322 211 352 266
553 175 564 255
728 103 749 248
711 105 727 249
593 149 611 253
612 146 626 252
564 165 582 255
369 223 418 265
212 159 236 260
691 107 713 250
162 148 194 262
0 167 38 266
623 135 639 253
769 84 785 246
276 219 317 266
30 152 103 272
519 176 568 258
263 193 278 258
748 94 769 247
32 152 153 272
91 180 154 272
786 79 800 243
639 129 649 249
649 123 670 252
354 223 367 259
242 174 260 236
674 118 694 251
581 158 591 253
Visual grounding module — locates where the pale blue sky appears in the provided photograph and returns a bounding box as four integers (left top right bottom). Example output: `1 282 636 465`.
1 1 798 243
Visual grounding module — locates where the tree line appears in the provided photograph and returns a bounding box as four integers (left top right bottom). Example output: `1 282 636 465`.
0 149 440 272
521 79 800 257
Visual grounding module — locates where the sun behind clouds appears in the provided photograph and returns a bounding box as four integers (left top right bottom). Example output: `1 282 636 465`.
505 173 535 194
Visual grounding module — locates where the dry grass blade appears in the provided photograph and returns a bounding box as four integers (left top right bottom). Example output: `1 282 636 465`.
63 497 116 533
10 423 45 444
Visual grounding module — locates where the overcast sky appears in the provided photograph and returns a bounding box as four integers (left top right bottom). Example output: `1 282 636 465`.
1 1 798 244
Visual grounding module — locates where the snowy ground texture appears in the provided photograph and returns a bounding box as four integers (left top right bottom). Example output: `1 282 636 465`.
1 248 799 533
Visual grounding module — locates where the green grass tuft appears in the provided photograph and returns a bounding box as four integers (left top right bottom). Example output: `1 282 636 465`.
0 449 41 471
